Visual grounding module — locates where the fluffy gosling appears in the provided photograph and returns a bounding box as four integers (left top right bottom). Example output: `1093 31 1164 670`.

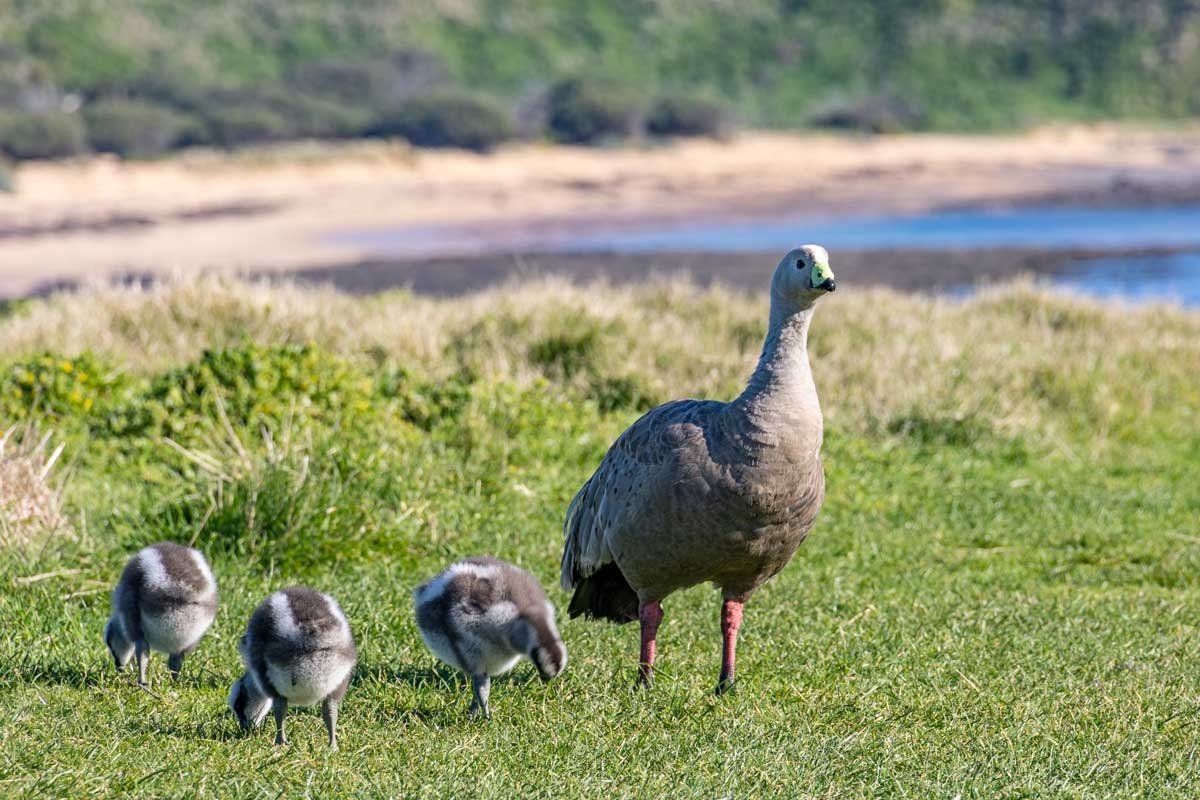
415 557 567 719
103 542 218 686
228 586 357 750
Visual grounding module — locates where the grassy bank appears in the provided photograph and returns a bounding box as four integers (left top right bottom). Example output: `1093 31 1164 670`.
3 1 1200 161
1 276 1198 797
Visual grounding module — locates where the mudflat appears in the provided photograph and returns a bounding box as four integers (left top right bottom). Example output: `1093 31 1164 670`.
2 125 1199 298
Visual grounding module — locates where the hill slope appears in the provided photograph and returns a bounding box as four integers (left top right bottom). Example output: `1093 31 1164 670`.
1 1 1199 160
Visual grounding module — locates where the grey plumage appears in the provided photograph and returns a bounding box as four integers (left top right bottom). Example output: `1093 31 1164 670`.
414 556 567 719
561 245 836 692
228 586 357 750
104 542 218 686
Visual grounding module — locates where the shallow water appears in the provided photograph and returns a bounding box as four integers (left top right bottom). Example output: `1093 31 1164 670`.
333 204 1200 305
560 204 1200 306
556 205 1200 253
1050 250 1200 306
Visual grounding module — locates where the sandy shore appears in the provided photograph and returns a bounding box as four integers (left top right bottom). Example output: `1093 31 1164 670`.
3 124 1200 298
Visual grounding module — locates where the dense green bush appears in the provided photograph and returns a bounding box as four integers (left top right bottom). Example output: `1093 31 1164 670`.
273 93 372 139
0 112 87 160
646 92 727 137
84 98 188 157
544 77 644 144
809 94 925 134
201 104 292 148
368 90 514 151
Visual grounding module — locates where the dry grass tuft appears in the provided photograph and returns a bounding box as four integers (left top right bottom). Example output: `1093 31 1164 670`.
0 427 69 549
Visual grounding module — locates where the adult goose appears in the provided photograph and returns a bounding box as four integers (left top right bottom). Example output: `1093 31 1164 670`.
561 245 836 693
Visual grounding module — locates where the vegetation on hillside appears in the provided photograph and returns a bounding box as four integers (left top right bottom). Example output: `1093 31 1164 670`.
1 1 1199 159
0 277 1198 796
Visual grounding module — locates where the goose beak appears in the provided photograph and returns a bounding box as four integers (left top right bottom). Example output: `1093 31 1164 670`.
810 261 836 292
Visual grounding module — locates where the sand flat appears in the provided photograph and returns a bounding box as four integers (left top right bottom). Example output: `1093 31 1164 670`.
2 125 1200 297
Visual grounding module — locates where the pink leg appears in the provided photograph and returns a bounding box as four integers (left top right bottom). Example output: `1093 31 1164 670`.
637 601 663 687
717 598 744 694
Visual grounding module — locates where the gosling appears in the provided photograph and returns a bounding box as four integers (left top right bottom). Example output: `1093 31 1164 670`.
414 557 567 719
228 586 357 750
103 542 218 686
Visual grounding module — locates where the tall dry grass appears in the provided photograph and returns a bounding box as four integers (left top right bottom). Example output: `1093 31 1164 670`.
0 427 68 548
0 274 1196 444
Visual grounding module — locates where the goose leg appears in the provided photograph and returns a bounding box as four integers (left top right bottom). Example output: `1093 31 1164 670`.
273 698 289 745
321 698 339 750
637 601 663 688
167 652 184 680
469 674 491 719
135 638 150 687
716 598 744 695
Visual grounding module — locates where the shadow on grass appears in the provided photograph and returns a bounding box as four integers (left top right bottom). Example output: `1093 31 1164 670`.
17 661 103 689
358 661 544 690
18 658 230 693
125 714 238 743
357 662 463 690
353 661 548 726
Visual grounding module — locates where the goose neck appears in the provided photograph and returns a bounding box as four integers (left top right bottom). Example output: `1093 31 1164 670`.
732 305 819 423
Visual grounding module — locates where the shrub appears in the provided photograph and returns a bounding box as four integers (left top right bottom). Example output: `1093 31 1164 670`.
544 77 644 144
646 92 728 138
368 90 514 152
201 105 292 148
84 98 188 157
273 93 372 139
0 112 87 160
809 94 924 133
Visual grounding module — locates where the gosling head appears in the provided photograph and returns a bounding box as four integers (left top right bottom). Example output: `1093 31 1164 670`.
531 636 568 682
103 616 134 671
227 673 272 731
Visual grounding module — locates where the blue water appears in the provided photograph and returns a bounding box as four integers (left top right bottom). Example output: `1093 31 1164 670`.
335 203 1200 305
558 204 1200 305
1051 251 1200 306
559 204 1200 253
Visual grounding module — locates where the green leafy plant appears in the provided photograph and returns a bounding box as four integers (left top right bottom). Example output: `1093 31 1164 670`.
369 90 515 151
544 77 644 144
84 99 189 158
646 92 727 137
0 112 87 160
0 353 124 422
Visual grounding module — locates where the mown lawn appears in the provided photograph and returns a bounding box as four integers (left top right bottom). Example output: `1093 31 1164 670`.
0 277 1197 798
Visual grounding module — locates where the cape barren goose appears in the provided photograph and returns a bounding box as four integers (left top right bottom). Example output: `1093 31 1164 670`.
229 586 357 749
104 542 218 686
561 245 836 693
415 557 567 719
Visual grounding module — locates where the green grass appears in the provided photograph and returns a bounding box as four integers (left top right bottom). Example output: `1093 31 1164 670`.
1 277 1198 797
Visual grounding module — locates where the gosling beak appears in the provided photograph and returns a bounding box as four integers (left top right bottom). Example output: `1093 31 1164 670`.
810 261 836 292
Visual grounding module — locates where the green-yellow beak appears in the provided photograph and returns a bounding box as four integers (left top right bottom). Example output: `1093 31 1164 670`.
810 261 836 292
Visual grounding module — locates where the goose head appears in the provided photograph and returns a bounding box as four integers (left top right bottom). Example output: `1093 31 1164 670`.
771 244 836 312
